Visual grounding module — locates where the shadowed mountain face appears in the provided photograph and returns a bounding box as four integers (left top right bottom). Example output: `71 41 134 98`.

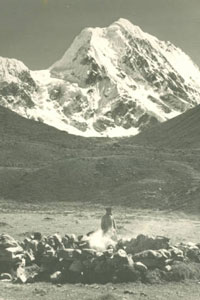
0 105 109 167
1 105 200 211
1 19 200 137
127 105 200 149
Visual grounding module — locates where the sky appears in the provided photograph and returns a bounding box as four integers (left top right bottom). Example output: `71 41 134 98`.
0 0 200 70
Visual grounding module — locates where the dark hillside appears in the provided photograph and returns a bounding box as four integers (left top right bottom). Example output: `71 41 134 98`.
0 105 109 167
128 105 200 149
1 105 200 211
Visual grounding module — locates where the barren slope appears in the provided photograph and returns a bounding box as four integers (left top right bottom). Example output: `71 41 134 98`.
0 105 200 211
129 105 200 149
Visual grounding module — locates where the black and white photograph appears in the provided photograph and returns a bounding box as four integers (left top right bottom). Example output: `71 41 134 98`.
0 0 200 299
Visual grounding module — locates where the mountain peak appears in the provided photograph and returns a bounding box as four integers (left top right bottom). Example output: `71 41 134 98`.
0 56 29 82
110 17 135 28
110 18 143 36
1 20 200 137
113 17 132 25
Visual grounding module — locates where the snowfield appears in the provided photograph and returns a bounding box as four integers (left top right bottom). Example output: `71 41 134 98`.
1 18 200 137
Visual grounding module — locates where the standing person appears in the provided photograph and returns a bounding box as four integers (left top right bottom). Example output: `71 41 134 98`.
101 207 117 237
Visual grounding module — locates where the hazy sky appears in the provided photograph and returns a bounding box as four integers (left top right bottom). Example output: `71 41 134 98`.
0 0 200 70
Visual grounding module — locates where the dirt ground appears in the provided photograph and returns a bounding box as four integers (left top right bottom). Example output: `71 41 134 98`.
1 281 200 300
0 200 200 244
0 200 200 299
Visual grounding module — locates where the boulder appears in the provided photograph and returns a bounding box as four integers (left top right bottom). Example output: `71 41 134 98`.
0 234 19 248
58 249 75 260
165 261 200 282
114 249 129 264
15 265 27 283
187 248 200 263
32 232 42 241
115 265 141 283
143 268 164 284
124 235 170 254
15 264 40 283
50 271 62 283
103 249 114 258
24 249 35 265
61 235 77 249
158 249 171 259
169 247 184 261
164 265 172 272
0 246 24 263
82 249 97 259
93 259 114 284
134 262 148 272
0 273 13 281
133 250 166 268
69 260 83 273
23 238 38 254
52 234 63 249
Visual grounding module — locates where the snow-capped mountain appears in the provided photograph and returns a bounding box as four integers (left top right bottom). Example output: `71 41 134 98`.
1 18 200 137
0 57 37 114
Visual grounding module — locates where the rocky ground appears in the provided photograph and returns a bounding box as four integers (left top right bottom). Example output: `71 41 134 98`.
0 201 200 299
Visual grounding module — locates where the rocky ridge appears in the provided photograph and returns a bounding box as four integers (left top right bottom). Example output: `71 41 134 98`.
1 232 200 284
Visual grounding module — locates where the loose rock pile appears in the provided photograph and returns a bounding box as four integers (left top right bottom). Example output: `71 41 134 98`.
0 232 200 284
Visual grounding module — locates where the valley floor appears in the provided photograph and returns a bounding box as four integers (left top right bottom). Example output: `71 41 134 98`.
0 201 200 299
1 280 200 300
0 200 200 244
